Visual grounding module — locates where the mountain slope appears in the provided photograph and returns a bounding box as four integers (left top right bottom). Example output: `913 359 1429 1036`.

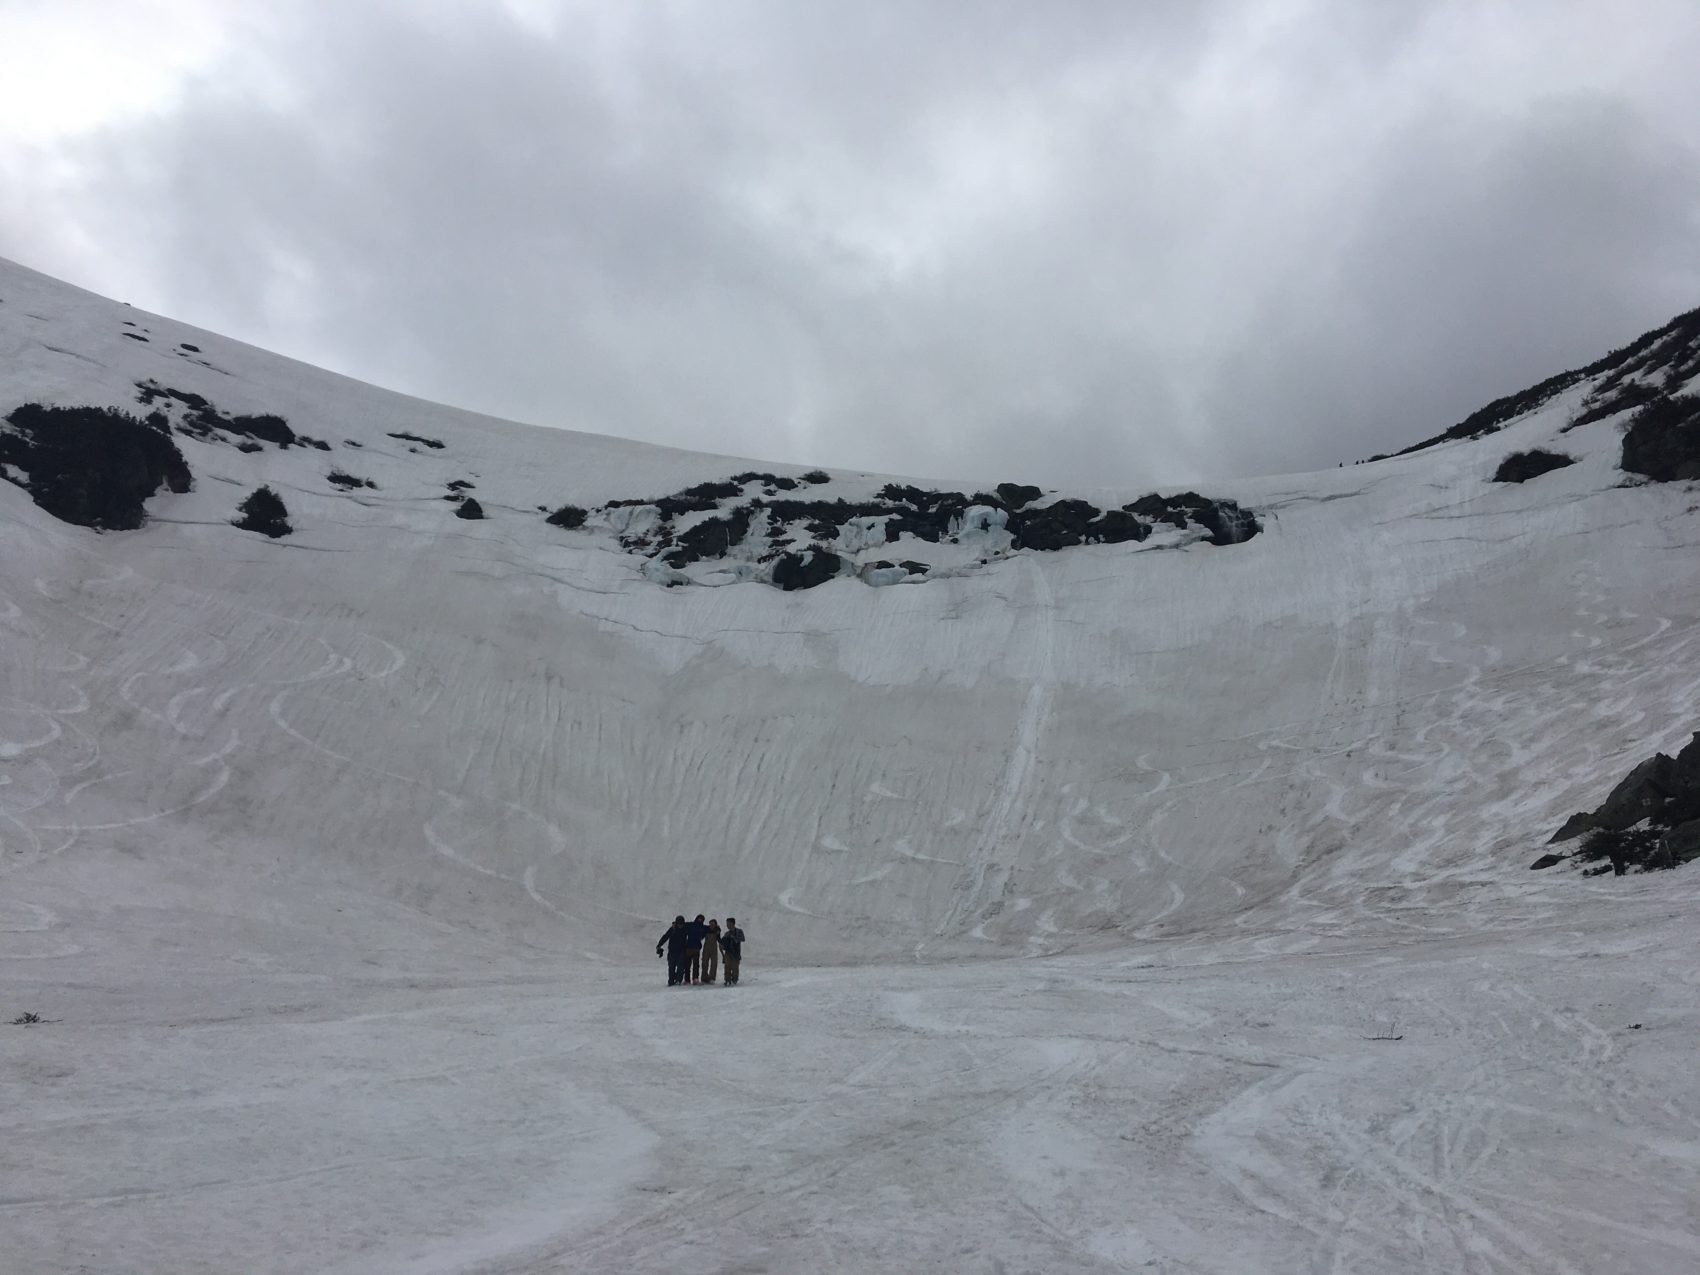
5 257 1700 1274
4 256 1700 962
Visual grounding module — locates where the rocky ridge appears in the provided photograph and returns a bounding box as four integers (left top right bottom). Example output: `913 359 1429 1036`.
1 380 1266 591
1532 732 1700 874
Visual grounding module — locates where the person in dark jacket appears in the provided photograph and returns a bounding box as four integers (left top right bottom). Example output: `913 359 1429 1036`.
684 914 709 984
701 920 722 984
720 917 745 985
656 916 689 986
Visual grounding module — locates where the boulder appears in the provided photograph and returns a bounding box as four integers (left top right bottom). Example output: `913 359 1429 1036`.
1009 498 1100 551
771 547 843 591
1549 810 1595 843
995 482 1042 510
1195 499 1262 545
1092 509 1151 544
1594 753 1675 831
1529 853 1564 870
454 498 485 520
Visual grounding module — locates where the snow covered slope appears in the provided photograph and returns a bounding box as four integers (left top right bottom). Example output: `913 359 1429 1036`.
4 256 1700 1273
4 256 1697 960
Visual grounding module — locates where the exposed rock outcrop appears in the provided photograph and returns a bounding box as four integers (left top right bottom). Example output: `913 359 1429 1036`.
1539 732 1700 873
591 475 1260 590
772 546 843 591
1493 450 1575 483
1594 754 1675 831
664 507 753 567
1194 499 1261 545
1009 499 1099 550
1367 303 1700 462
6 393 1259 594
995 482 1042 509
388 431 445 450
136 381 297 448
1620 393 1700 482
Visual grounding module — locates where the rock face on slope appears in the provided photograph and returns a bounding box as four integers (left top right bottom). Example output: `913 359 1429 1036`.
1 376 1265 589
1620 393 1700 482
1366 303 1700 462
15 289 1700 592
0 403 192 530
582 477 1262 589
137 380 301 449
1537 732 1700 874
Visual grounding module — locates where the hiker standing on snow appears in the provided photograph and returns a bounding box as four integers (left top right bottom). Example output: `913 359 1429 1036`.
720 917 745 985
684 914 708 984
656 916 690 986
701 919 722 984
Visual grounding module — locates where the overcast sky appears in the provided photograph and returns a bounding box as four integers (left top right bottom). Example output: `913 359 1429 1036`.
3 0 1698 487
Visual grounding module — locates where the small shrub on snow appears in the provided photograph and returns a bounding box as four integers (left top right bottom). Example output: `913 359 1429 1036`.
546 504 588 529
1576 826 1668 874
233 486 292 538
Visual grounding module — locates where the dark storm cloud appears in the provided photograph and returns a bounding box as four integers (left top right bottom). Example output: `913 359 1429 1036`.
3 0 1698 487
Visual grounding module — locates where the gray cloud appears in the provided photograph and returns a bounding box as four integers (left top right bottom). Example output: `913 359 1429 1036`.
2 0 1697 488
1208 93 1700 474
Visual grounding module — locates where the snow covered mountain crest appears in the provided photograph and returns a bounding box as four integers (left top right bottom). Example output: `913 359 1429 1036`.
4 368 1266 592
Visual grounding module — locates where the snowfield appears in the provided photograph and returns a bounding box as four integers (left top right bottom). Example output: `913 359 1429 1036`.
3 257 1699 1272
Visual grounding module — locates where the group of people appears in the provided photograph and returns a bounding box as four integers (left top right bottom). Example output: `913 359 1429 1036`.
656 914 744 986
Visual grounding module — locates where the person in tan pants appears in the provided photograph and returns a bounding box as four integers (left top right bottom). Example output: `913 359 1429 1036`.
701 919 722 984
721 917 744 985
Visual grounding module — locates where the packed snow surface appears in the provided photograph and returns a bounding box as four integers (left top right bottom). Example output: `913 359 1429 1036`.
2 258 1699 1272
